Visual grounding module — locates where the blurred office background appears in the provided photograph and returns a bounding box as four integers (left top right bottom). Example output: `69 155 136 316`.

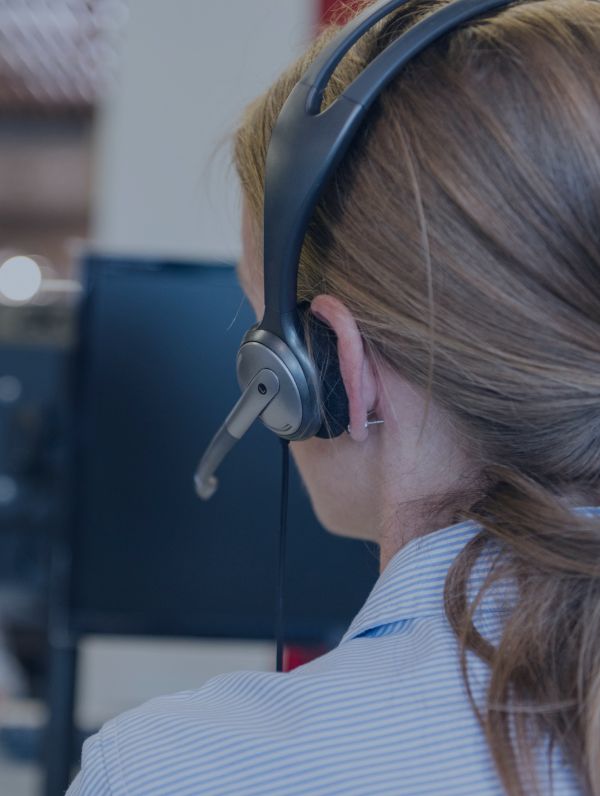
0 2 375 795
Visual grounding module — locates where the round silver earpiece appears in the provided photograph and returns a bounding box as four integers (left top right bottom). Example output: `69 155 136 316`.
237 327 321 440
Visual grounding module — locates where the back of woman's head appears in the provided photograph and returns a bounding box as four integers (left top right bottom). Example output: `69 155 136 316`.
234 1 600 793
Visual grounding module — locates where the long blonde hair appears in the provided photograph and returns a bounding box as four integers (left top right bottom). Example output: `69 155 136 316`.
233 1 600 793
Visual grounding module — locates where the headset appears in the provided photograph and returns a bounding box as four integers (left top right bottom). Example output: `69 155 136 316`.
195 0 513 670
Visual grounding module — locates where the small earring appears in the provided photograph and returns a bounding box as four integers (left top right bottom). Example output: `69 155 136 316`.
346 418 384 434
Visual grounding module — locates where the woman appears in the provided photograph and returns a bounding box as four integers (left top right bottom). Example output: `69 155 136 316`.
69 0 600 793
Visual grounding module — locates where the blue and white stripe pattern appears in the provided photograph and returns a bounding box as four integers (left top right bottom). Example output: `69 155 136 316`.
68 510 599 795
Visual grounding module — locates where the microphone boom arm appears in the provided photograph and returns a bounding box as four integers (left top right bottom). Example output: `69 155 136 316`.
194 368 280 500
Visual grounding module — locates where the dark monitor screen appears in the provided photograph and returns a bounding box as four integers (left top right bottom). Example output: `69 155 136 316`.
67 254 379 644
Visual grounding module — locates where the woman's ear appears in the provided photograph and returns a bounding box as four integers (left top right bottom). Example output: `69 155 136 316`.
310 294 377 442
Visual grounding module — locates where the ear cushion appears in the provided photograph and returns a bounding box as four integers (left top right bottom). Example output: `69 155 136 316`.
298 302 350 439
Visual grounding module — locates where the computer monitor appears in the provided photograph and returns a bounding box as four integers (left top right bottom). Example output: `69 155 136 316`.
67 254 379 644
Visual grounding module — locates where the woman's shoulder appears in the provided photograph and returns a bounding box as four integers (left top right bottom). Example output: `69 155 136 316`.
67 628 515 796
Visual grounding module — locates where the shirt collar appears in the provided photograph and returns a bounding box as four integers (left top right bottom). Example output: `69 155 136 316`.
341 506 600 644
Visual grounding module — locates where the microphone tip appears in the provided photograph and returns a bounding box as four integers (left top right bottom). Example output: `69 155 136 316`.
194 473 218 501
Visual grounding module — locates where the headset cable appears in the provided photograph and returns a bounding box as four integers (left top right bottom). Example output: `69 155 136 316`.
275 438 290 672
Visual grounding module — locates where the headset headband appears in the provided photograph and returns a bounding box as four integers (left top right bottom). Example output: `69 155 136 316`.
261 0 512 338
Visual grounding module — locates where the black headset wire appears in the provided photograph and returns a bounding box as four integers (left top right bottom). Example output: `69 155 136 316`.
276 438 290 672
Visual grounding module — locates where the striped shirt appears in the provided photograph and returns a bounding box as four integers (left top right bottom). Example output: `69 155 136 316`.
67 511 597 795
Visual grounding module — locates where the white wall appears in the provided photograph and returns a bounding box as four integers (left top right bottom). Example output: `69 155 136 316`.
92 0 315 261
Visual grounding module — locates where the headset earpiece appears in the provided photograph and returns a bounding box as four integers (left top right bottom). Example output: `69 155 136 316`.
298 302 349 439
